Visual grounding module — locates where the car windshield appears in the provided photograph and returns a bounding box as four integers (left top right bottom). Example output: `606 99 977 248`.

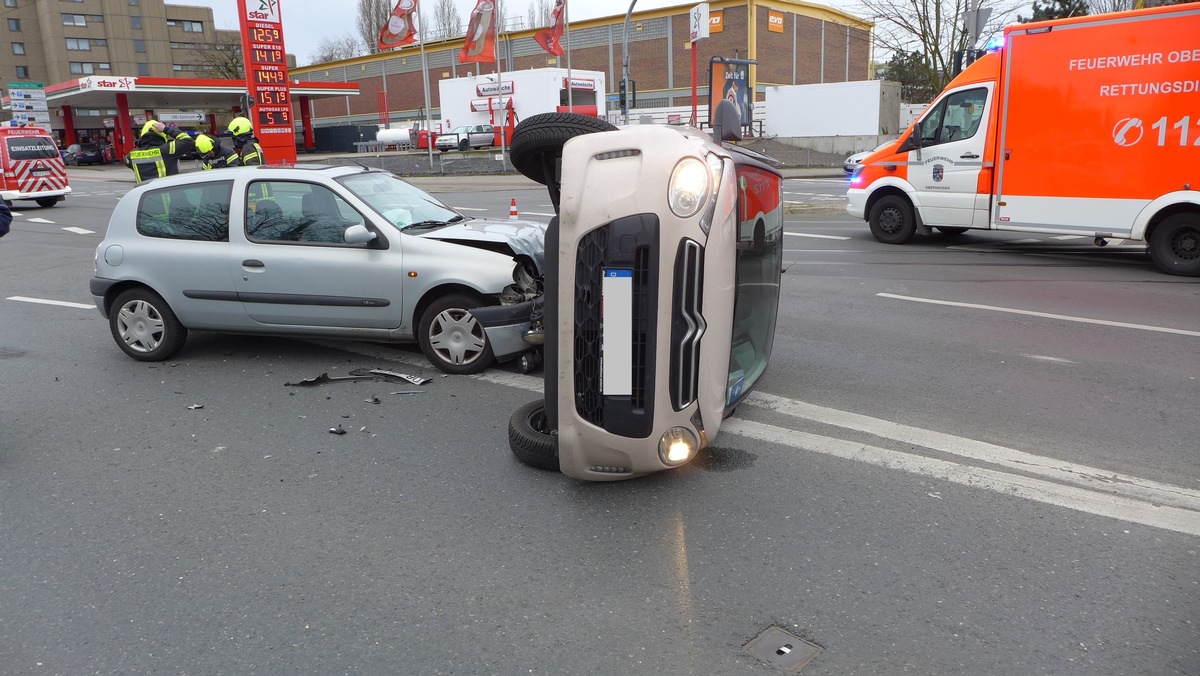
338 171 464 231
448 126 470 134
79 144 100 152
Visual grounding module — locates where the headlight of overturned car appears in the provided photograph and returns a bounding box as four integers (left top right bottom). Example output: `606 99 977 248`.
668 152 726 235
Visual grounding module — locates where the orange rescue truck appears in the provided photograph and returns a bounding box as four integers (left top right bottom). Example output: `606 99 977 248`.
847 5 1200 276
0 126 71 208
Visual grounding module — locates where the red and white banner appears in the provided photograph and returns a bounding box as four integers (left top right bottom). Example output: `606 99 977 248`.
459 0 496 63
534 0 566 56
378 0 418 51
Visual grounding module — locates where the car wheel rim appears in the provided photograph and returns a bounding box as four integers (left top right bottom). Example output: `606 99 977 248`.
117 299 165 353
428 308 486 366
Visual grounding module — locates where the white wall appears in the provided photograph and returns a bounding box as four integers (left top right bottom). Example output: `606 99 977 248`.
437 68 606 131
764 80 892 137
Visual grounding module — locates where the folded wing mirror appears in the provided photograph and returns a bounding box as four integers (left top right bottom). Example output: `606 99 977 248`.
711 99 743 144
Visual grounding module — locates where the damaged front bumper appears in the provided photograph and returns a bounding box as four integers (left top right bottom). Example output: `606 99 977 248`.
472 298 542 362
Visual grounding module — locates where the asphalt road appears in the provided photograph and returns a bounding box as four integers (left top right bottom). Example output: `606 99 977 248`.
1 170 1197 675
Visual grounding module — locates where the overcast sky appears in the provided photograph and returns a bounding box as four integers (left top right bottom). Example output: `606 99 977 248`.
180 0 859 66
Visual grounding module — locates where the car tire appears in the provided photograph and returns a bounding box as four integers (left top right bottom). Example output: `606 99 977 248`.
417 292 496 374
36 197 60 208
868 195 917 244
936 227 969 236
510 113 618 186
110 287 188 361
1148 213 1200 277
508 400 559 471
458 138 469 151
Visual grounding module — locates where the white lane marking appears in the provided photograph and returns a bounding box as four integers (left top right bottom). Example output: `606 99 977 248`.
784 232 850 241
7 296 94 309
1053 235 1086 240
1020 354 1076 364
451 206 487 211
27 217 55 224
62 227 95 234
305 340 1200 536
878 292 1200 338
723 418 1200 538
1009 238 1042 244
523 211 557 217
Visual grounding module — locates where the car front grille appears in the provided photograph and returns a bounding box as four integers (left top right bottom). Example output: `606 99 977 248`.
572 216 660 439
669 239 705 410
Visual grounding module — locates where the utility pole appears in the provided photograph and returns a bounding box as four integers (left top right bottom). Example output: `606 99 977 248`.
621 0 637 125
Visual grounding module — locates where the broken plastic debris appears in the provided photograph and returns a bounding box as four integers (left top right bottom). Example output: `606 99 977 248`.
365 396 381 404
389 390 425 396
285 372 372 387
187 404 205 410
367 369 431 385
329 425 347 435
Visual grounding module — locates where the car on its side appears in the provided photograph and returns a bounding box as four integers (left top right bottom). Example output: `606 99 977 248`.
843 139 895 175
435 124 496 152
90 164 546 374
64 142 106 166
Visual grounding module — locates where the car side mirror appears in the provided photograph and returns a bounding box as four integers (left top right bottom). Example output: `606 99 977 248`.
711 99 743 143
343 224 376 245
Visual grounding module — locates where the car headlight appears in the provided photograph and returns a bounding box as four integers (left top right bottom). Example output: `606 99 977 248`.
668 157 712 220
658 426 699 466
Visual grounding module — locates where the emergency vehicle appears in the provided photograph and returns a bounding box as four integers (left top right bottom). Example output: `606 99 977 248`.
0 127 71 207
847 5 1200 276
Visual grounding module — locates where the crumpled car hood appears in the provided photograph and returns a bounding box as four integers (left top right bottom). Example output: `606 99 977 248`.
417 218 548 272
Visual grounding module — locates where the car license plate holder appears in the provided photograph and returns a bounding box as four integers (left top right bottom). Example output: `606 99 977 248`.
32 169 50 177
601 267 633 396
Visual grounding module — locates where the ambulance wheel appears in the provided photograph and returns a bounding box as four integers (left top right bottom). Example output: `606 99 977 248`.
1148 213 1200 277
936 227 968 236
110 287 188 362
510 113 618 186
508 400 559 471
868 195 917 244
36 197 60 208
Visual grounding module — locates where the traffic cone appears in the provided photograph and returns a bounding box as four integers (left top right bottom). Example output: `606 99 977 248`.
509 198 518 220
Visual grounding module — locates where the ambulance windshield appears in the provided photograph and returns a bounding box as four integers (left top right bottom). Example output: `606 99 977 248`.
6 136 59 160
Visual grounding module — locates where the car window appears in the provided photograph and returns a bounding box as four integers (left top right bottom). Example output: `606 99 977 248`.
136 181 232 242
917 87 987 147
245 181 367 246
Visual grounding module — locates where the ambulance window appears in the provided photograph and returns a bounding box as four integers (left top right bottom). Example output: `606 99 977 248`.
136 181 231 242
5 137 59 160
919 87 987 146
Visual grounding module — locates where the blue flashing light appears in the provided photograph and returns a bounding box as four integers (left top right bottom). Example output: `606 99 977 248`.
985 35 1005 52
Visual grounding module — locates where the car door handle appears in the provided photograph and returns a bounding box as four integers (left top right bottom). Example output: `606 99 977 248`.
242 259 264 268
960 153 980 159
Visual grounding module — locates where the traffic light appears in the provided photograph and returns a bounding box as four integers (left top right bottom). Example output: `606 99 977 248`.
619 79 627 109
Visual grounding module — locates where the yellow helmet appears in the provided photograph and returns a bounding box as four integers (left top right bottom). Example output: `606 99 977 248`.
141 120 165 137
195 134 216 155
228 116 253 136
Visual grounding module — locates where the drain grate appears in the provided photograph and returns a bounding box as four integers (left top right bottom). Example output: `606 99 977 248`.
743 626 822 673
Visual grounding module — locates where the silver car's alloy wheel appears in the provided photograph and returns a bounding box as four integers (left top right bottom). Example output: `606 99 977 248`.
428 307 487 367
117 299 166 353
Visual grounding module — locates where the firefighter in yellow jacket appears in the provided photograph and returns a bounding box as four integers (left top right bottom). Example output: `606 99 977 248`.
123 120 196 182
228 117 265 166
195 133 241 170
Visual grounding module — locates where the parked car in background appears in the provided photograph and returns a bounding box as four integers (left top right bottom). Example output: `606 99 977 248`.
843 139 895 175
63 142 106 166
90 165 547 374
435 124 496 152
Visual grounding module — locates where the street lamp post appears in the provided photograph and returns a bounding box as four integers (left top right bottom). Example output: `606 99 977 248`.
621 0 637 125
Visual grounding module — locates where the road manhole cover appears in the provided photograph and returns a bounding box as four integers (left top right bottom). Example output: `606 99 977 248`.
743 626 822 673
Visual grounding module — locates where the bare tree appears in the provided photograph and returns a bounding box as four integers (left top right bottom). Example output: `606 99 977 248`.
357 0 393 54
852 0 1022 94
311 34 364 65
187 30 244 80
431 0 463 40
527 0 552 28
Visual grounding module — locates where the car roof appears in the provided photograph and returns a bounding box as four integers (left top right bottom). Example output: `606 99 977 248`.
126 163 385 192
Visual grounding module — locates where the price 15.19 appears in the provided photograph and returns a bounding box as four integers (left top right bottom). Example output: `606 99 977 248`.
255 90 291 106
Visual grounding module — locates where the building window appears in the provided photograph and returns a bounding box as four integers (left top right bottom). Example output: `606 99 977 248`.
137 62 149 75
15 65 28 78
12 42 24 55
131 16 142 30
62 14 86 26
67 38 92 50
94 39 106 46
129 0 139 4
134 39 144 52
88 15 103 23
5 0 17 8
181 20 203 33
7 18 20 31
69 62 95 75
98 62 110 70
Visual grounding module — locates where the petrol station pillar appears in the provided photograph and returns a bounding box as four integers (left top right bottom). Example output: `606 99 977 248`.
61 105 76 146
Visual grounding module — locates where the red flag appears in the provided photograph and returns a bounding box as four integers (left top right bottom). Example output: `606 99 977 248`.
459 0 497 63
378 0 418 51
534 0 566 57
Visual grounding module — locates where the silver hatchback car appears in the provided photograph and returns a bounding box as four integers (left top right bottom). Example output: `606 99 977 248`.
90 165 545 374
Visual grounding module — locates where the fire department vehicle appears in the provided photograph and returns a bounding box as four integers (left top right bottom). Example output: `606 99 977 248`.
0 127 71 207
847 5 1199 276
